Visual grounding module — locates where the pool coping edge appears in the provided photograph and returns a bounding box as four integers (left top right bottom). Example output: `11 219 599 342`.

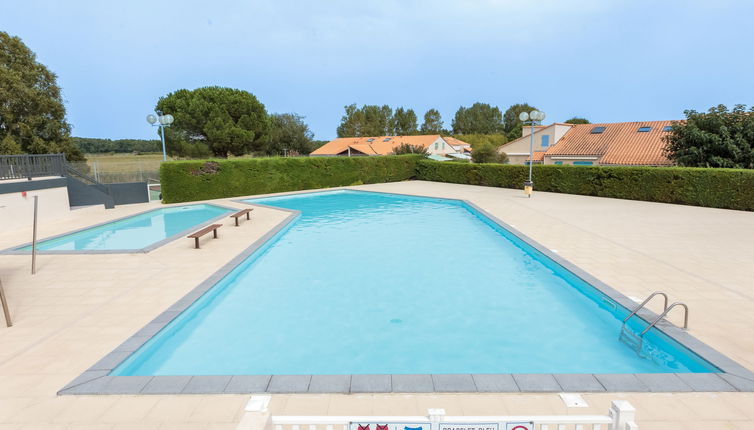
58 187 754 395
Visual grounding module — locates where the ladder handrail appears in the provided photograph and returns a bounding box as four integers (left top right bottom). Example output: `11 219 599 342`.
623 291 669 323
640 302 689 335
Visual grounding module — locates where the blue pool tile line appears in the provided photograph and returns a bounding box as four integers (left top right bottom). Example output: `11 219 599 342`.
58 189 754 394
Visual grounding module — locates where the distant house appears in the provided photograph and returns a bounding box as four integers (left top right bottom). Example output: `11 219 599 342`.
497 121 675 166
310 135 462 157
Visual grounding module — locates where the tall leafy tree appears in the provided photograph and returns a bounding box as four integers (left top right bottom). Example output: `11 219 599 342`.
565 117 590 124
265 113 315 156
502 103 539 140
392 107 418 135
0 31 84 160
663 104 754 168
452 103 504 135
336 104 393 137
156 86 271 158
420 109 444 134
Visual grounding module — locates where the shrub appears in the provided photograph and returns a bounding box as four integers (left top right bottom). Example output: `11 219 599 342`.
160 155 421 203
415 160 754 211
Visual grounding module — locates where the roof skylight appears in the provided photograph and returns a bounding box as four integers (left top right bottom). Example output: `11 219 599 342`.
638 126 652 132
663 125 672 132
591 126 606 134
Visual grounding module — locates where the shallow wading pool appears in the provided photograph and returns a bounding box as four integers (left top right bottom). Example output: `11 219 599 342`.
112 190 717 376
11 203 232 253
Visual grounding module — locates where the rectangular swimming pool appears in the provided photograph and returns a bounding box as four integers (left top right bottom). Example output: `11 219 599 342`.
15 203 231 252
112 190 717 376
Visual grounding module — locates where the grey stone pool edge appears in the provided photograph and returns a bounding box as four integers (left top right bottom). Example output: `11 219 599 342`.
1 202 239 255
58 187 754 395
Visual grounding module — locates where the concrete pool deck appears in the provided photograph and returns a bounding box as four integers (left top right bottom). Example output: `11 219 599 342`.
2 180 754 428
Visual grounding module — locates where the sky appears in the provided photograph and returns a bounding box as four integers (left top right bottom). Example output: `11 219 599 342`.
2 0 754 141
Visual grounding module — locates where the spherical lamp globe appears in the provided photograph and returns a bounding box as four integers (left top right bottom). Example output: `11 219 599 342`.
146 114 157 125
519 112 529 121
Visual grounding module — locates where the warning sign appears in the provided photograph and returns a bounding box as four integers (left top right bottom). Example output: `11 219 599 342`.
505 423 534 430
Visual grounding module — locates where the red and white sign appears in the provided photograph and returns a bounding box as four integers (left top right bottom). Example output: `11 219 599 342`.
505 423 534 430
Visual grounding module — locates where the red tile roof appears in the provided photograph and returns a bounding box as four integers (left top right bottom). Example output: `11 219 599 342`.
545 121 674 166
311 135 443 156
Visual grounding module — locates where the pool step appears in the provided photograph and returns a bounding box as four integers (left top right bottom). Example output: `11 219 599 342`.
619 325 643 354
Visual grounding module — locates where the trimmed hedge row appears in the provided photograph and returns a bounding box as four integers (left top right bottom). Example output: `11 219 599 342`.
415 160 754 211
160 155 421 203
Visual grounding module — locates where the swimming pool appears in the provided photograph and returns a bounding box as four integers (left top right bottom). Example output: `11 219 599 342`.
113 190 716 376
15 204 231 252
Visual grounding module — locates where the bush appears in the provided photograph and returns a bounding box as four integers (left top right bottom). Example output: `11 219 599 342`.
160 155 422 203
416 160 754 211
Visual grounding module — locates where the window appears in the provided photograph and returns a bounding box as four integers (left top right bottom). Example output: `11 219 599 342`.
638 126 652 132
367 138 375 142
663 125 672 132
554 161 563 165
383 138 392 142
590 126 606 134
573 161 594 166
434 142 439 150
541 135 550 147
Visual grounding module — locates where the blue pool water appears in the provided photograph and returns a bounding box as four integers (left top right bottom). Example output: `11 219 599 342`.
24 204 230 251
114 190 716 375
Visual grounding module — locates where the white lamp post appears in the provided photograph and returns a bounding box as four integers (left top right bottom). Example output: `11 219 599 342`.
146 111 174 161
519 109 546 198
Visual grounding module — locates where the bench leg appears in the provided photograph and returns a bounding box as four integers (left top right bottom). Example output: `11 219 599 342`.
246 213 250 220
235 218 239 227
194 237 199 249
213 229 218 239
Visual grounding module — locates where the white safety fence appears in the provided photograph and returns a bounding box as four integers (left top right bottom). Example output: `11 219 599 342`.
239 397 638 430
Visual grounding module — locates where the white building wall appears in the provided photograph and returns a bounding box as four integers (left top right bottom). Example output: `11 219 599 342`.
0 186 71 230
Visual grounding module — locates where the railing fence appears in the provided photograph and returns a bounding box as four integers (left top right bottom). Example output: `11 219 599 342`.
241 398 638 430
0 153 66 180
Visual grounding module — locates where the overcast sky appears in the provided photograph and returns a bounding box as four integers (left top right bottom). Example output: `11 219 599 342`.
2 0 753 140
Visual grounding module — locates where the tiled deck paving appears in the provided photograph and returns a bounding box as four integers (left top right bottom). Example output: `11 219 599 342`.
1 180 754 428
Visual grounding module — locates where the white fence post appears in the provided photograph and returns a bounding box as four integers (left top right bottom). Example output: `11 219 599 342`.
610 400 636 429
428 408 446 430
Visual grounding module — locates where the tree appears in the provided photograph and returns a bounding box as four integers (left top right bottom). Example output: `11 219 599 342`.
420 109 444 134
265 113 315 156
0 135 22 154
0 32 84 160
452 133 507 149
502 103 539 140
471 143 507 164
156 86 271 158
565 117 590 124
663 104 754 168
391 107 418 135
72 137 162 154
390 143 429 156
336 104 394 137
452 103 504 134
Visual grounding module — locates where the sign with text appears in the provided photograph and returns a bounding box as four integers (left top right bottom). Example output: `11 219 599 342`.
440 423 499 430
349 422 431 430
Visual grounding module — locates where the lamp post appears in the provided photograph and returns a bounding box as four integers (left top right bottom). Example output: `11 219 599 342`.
146 111 175 161
519 110 546 198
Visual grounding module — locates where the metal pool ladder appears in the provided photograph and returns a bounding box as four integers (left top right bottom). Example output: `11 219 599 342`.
619 291 689 353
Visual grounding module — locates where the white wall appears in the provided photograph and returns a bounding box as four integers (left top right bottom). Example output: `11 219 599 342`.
427 137 458 155
0 186 71 230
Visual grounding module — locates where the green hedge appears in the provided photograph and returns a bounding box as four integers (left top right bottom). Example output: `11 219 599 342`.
160 155 421 203
415 160 754 211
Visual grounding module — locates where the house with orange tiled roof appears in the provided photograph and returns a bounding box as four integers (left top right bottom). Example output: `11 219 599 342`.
311 135 462 157
497 121 676 166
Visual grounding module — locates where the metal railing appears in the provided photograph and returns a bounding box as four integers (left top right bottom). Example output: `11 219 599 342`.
65 164 111 195
623 291 669 325
641 302 689 335
0 153 67 180
252 400 639 430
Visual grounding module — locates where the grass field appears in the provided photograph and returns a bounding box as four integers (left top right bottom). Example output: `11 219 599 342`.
73 153 171 183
